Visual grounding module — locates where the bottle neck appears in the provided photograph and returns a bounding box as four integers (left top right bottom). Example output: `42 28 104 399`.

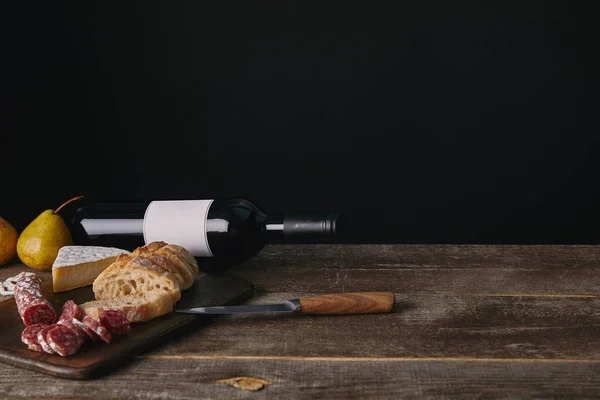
265 214 340 242
265 214 285 241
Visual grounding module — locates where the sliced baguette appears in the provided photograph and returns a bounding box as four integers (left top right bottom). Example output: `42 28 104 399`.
80 292 173 322
134 250 186 290
164 244 199 275
128 242 197 288
93 256 181 303
89 241 198 324
137 241 168 253
155 247 196 289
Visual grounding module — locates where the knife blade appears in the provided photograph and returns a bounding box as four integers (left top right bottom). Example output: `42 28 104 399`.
175 292 395 315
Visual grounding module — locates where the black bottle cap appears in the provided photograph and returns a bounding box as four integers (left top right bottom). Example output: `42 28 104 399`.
283 214 340 238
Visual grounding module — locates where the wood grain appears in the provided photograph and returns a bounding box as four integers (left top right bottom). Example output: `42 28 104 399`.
247 244 600 269
229 245 600 295
0 357 599 399
1 244 600 398
152 292 600 360
299 292 394 314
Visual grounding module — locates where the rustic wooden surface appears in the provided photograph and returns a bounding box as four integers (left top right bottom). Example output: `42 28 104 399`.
1 244 599 399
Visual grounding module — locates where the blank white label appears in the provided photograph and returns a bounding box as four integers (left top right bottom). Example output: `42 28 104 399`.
143 200 214 257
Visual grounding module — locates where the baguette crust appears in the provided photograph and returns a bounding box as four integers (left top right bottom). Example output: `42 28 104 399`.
135 251 185 290
137 241 168 253
81 292 173 322
155 247 196 289
156 246 198 290
163 244 199 275
91 242 198 323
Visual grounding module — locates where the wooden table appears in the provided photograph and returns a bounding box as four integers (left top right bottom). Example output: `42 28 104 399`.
1 244 599 399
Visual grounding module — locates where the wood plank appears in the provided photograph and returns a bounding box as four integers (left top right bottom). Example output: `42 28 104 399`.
0 357 599 399
250 244 600 269
152 293 600 360
226 245 600 294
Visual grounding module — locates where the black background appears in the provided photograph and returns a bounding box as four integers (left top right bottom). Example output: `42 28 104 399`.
2 1 600 244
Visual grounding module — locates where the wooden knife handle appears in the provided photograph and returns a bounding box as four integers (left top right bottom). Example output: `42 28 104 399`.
298 292 395 315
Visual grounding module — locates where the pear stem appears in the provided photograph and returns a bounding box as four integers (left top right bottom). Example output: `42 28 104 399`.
54 195 85 215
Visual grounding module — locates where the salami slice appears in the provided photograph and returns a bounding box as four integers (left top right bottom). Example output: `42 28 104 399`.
71 317 98 342
82 316 112 344
46 324 83 356
37 325 57 354
58 300 84 322
99 309 130 336
57 319 87 342
14 272 56 326
28 342 43 352
21 324 48 349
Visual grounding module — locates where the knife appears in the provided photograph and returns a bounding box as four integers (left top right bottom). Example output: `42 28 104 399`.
175 292 395 315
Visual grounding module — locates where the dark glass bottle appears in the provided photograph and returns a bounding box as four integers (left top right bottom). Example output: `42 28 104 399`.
71 198 340 273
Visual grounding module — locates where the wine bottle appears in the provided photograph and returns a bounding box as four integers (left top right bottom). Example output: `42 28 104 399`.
71 198 340 272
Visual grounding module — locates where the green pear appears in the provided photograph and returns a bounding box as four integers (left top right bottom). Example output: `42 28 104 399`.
0 216 18 266
17 195 84 271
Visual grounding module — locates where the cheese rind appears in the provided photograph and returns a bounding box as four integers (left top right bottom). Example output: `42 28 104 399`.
52 246 130 293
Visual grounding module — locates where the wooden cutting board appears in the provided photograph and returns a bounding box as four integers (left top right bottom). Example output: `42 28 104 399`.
0 274 254 380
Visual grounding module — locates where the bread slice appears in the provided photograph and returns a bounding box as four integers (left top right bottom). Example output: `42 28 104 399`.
164 244 199 275
80 292 173 322
155 246 195 289
93 256 181 303
89 241 199 324
133 250 185 290
131 242 197 288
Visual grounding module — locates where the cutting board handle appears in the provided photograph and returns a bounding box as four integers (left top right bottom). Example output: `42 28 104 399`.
298 292 395 315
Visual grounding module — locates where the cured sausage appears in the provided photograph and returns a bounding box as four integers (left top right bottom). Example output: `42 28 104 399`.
71 317 99 342
82 316 112 344
46 324 83 356
57 300 84 322
58 319 87 342
37 325 57 354
21 323 47 352
14 272 56 326
15 276 134 355
56 300 87 341
27 342 44 352
99 309 130 336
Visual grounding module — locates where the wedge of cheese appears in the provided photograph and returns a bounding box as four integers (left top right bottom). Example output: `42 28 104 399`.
52 246 131 293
